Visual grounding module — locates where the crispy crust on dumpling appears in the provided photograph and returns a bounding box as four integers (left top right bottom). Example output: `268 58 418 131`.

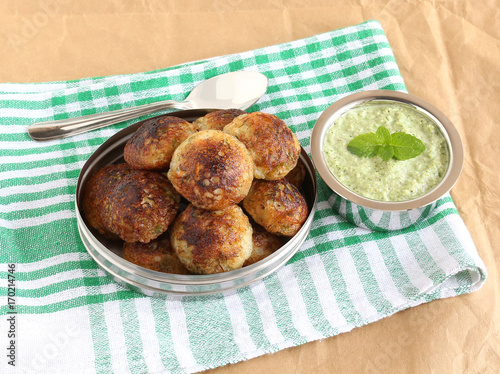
193 109 246 131
224 112 300 180
82 163 132 238
171 204 253 274
243 178 308 237
124 116 197 171
123 235 190 274
244 222 284 266
101 170 180 243
167 130 254 210
284 159 306 189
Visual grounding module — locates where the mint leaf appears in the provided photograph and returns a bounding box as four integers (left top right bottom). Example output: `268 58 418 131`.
378 144 394 161
347 132 382 158
390 132 426 160
347 126 425 161
376 126 391 144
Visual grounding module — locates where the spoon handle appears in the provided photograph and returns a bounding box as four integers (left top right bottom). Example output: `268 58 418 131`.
27 99 191 141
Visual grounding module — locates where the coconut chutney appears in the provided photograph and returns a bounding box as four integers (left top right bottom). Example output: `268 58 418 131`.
323 101 449 201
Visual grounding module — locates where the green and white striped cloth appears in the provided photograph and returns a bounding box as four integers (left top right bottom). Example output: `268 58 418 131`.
0 21 487 373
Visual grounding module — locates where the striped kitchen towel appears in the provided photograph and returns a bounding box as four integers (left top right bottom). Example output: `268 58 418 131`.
0 20 487 374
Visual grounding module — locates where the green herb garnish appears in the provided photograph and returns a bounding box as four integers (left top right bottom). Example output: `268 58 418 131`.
347 126 425 161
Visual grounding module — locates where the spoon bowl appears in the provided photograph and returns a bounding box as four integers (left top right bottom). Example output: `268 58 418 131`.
28 71 268 141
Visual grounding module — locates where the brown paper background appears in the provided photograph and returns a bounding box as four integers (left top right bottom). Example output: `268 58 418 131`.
1 0 499 372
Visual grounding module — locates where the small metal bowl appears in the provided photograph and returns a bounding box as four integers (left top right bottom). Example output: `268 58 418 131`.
310 90 463 231
76 110 317 296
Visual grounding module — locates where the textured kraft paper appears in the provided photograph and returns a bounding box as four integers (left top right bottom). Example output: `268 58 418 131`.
0 0 499 373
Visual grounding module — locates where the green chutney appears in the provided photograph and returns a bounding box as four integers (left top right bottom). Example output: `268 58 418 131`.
323 101 449 201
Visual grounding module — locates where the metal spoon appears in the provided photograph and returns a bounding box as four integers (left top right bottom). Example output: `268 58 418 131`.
28 70 268 141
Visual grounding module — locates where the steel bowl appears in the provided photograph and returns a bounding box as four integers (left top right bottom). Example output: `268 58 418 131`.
76 110 317 296
310 90 463 231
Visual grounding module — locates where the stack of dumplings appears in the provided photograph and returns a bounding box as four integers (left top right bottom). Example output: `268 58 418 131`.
82 109 309 275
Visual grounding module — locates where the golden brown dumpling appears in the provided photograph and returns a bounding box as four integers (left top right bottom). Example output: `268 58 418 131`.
243 178 308 237
124 116 197 171
82 163 132 238
167 130 254 210
171 204 253 274
193 109 246 131
101 170 180 243
123 235 190 274
284 159 306 189
244 222 284 266
224 112 301 180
